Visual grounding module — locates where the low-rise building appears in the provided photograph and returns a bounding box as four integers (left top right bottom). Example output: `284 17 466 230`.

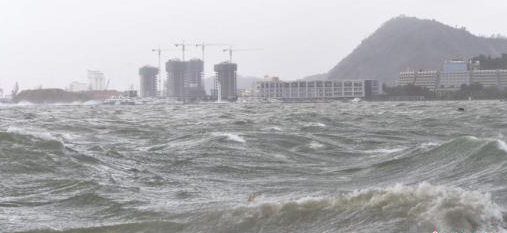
437 72 469 91
398 60 507 91
398 71 439 90
256 78 382 100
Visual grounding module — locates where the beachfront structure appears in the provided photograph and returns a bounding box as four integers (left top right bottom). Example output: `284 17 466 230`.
398 71 439 90
398 60 507 91
398 69 507 91
139 65 159 97
255 78 382 100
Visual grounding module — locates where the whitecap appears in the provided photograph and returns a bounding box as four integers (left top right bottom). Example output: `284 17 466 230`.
309 141 325 149
364 147 405 154
231 182 505 233
419 142 441 150
263 126 283 132
212 132 246 143
7 126 60 142
271 153 288 160
16 101 35 106
306 122 326 127
496 140 507 153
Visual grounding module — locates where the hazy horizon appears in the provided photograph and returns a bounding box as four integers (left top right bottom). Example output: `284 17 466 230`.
2 0 507 92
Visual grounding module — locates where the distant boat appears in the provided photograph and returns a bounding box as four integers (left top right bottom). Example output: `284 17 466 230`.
351 98 362 103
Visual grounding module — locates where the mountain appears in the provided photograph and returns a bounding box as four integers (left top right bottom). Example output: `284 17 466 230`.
302 73 328 81
327 16 507 84
203 75 262 94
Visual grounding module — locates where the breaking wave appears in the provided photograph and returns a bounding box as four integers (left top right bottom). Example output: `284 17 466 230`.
212 132 246 143
3 102 507 233
23 183 506 233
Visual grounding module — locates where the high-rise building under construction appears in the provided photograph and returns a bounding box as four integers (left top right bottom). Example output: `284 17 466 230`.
139 65 159 97
165 59 206 99
214 62 238 102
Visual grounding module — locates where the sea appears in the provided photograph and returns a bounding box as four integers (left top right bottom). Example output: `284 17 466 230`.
1 101 506 233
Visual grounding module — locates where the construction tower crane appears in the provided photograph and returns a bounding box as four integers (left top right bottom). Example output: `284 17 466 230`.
174 41 195 61
222 46 262 63
215 46 262 103
194 43 228 62
152 47 177 96
194 43 228 83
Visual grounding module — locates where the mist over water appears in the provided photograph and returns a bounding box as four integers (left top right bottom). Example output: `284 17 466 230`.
1 101 507 233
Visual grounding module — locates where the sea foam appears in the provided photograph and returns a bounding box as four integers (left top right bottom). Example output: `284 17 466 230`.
212 132 246 143
218 182 506 233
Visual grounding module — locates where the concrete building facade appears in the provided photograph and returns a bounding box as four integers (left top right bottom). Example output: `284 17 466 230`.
214 62 238 101
139 65 159 97
87 70 106 91
256 78 382 100
166 59 206 98
398 60 507 91
398 69 507 91
398 71 439 90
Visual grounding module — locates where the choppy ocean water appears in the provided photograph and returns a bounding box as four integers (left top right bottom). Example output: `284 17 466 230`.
1 101 506 233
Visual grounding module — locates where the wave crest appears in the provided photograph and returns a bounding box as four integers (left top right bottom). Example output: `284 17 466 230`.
212 183 505 232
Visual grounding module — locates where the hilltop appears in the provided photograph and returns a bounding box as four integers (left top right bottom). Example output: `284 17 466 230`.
327 16 507 83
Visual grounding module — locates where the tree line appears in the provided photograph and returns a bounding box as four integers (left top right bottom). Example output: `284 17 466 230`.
471 54 507 70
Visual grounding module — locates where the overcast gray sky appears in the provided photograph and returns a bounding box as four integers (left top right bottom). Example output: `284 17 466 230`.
1 0 507 91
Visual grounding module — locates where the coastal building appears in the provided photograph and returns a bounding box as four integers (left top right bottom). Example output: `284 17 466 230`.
442 60 468 73
256 78 382 100
214 62 238 101
397 71 439 90
166 59 206 98
87 70 106 91
67 82 88 92
437 60 470 91
398 60 507 91
139 65 159 97
437 71 469 91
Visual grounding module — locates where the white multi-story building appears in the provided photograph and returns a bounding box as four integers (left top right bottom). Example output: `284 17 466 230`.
67 82 89 92
256 78 382 100
398 61 507 91
437 72 470 91
470 70 503 88
87 70 106 91
398 71 439 90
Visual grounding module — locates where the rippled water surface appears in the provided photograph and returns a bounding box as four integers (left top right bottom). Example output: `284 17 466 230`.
1 101 507 233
